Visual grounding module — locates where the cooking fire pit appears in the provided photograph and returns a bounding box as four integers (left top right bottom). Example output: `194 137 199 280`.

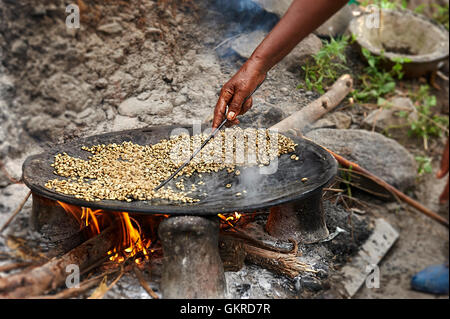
22 125 337 298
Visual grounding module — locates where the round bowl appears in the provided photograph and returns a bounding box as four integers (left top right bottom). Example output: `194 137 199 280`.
348 9 449 77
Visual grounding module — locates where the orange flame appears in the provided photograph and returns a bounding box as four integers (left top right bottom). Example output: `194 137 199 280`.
218 212 242 229
57 201 167 265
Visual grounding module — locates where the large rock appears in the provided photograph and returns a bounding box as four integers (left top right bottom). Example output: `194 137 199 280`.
304 129 417 191
118 93 174 117
231 31 322 70
363 97 418 134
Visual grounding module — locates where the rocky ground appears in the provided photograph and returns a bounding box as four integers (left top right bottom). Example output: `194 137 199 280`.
0 0 449 299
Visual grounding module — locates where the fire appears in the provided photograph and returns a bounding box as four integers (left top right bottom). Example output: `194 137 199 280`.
218 212 242 229
57 201 167 265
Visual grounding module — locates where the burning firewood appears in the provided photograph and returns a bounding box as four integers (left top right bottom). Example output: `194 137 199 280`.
244 244 317 279
0 226 118 298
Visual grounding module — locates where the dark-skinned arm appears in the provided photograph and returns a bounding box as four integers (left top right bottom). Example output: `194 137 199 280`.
213 0 349 128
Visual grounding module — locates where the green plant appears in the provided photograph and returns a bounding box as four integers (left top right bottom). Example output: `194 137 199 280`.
360 0 407 10
352 48 410 104
433 3 449 30
405 85 449 149
415 156 433 176
298 36 350 94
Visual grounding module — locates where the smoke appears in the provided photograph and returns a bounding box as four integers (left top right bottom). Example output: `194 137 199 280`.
212 0 279 34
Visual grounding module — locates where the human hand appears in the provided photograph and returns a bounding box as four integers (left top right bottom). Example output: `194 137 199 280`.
212 59 266 128
437 138 449 204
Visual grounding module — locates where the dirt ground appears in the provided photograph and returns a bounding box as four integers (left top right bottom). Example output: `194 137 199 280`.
0 0 449 299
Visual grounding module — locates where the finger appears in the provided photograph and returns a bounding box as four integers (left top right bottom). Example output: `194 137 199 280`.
213 90 232 129
227 91 247 121
240 96 253 115
225 118 240 127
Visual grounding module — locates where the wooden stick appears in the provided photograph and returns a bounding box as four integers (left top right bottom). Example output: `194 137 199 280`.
0 225 118 298
329 149 449 227
133 266 159 299
0 261 34 273
0 191 31 233
244 244 316 279
34 267 121 299
222 228 296 254
271 74 353 134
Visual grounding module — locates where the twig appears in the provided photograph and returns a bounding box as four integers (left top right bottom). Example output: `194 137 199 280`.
329 149 449 227
133 266 159 299
0 191 31 234
88 268 124 299
0 160 23 184
213 34 240 50
33 268 120 299
335 176 391 198
323 187 345 193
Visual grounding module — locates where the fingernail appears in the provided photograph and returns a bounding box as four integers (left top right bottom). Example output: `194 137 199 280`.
227 111 236 120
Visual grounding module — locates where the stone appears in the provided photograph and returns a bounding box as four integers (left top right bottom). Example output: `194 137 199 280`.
250 0 292 18
39 73 93 113
11 39 27 56
329 111 352 129
305 129 417 191
25 114 70 141
314 5 355 37
0 75 15 100
110 115 145 131
173 95 188 107
97 22 123 34
137 91 152 101
300 275 323 292
118 94 174 117
279 34 323 71
363 97 418 133
311 118 335 130
95 78 108 89
231 32 322 71
239 103 286 129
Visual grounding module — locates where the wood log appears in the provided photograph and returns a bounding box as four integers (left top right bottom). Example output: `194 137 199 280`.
270 74 353 134
244 244 316 279
219 234 246 272
0 226 118 298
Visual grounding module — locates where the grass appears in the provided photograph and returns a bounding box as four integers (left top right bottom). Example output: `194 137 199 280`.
403 85 449 150
351 48 410 105
297 36 350 94
415 156 433 176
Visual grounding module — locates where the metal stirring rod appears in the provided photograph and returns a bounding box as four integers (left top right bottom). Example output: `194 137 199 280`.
154 78 266 192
